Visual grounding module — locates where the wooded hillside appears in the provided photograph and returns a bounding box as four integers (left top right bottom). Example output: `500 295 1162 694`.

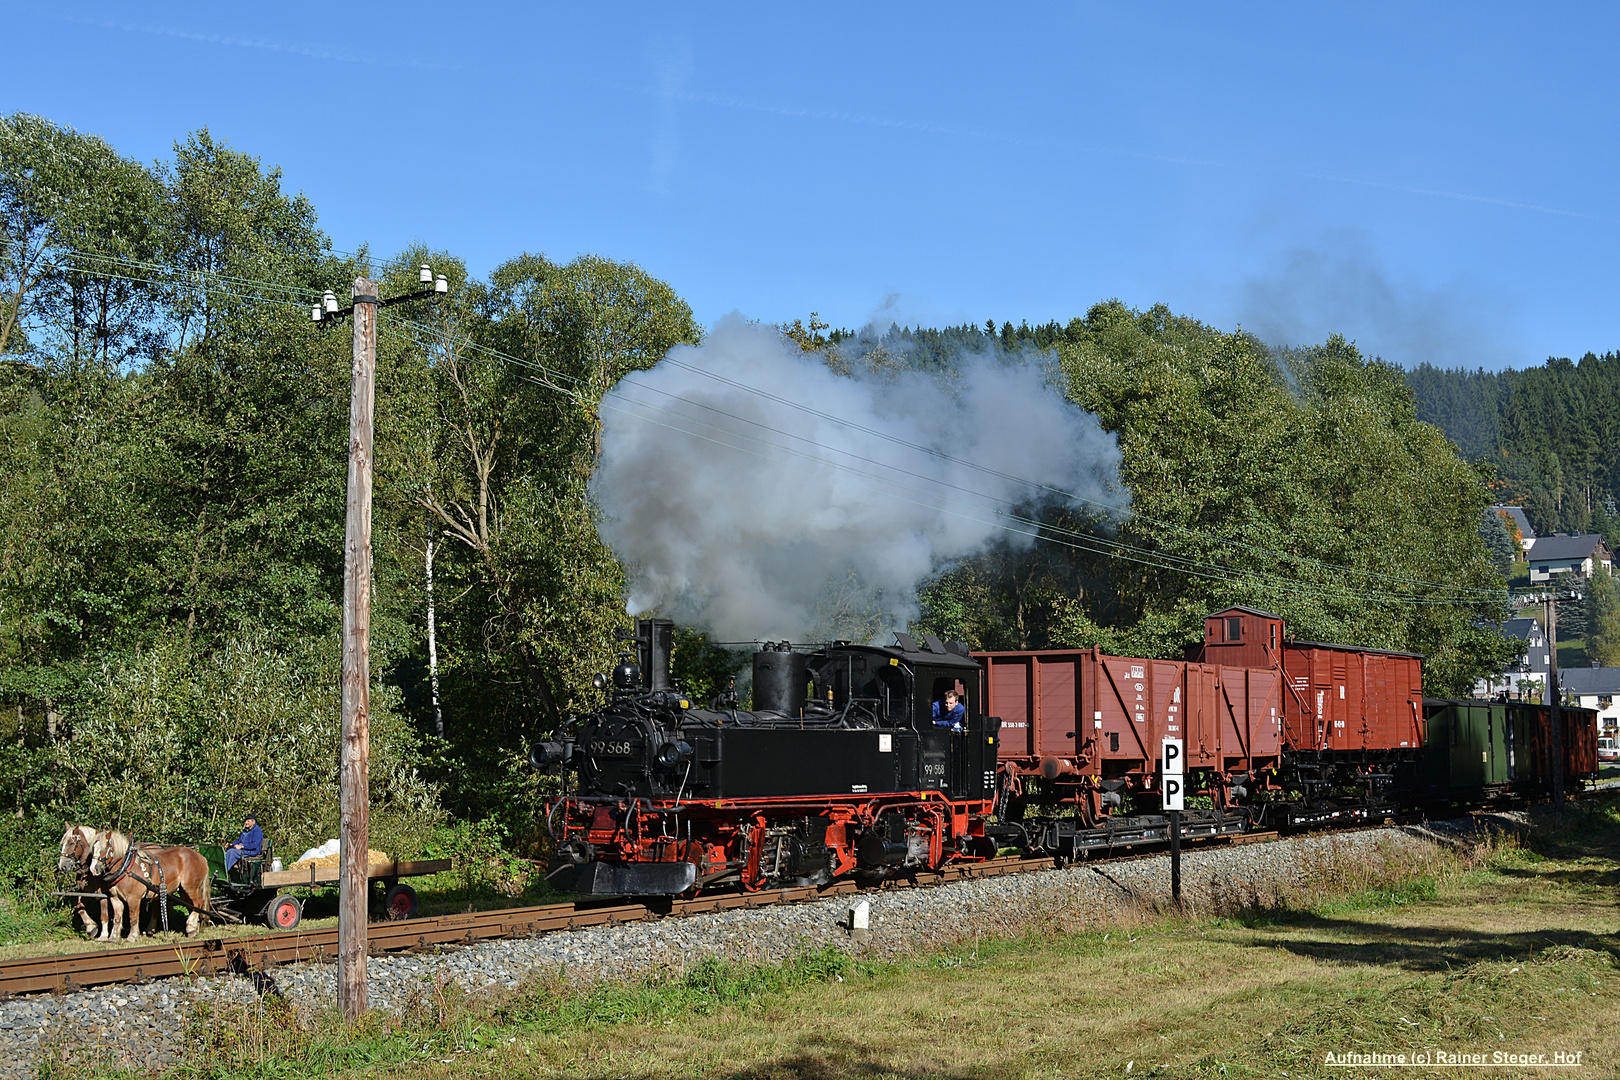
0 116 1517 892
1405 354 1620 542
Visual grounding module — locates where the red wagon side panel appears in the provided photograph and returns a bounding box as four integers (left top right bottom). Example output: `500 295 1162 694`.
1185 664 1221 769
1565 706 1598 778
1214 665 1283 770
980 650 1089 772
1035 656 1081 758
978 648 1270 781
1282 642 1424 752
984 654 1036 759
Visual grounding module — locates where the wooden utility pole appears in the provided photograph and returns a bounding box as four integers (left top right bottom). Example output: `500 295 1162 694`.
312 265 442 1022
339 278 378 1021
1548 593 1565 810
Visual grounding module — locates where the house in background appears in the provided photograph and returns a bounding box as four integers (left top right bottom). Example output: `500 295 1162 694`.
1491 504 1536 556
1527 533 1612 584
1556 666 1620 744
1475 616 1552 699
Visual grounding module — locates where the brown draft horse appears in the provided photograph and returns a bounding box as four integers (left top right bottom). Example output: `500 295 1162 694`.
58 824 177 939
56 824 108 937
88 829 211 939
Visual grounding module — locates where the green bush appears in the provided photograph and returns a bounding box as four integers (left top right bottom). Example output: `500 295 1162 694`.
37 628 443 864
0 888 68 945
421 817 535 896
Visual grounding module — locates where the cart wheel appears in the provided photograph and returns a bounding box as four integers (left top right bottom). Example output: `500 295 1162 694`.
383 883 418 920
268 895 302 930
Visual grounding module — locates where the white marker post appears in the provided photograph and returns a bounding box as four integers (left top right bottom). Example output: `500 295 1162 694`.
1162 738 1185 906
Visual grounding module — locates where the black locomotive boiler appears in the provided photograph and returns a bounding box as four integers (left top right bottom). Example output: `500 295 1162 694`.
534 620 1001 895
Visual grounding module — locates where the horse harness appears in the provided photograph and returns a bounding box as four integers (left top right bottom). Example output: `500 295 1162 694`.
102 840 172 934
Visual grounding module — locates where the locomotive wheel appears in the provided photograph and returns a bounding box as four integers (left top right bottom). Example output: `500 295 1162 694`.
384 883 418 920
267 894 303 930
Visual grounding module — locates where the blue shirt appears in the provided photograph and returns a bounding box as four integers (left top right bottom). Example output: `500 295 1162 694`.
932 701 965 729
234 824 263 857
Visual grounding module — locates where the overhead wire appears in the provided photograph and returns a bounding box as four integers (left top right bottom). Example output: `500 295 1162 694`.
371 293 1502 601
656 354 1505 599
381 307 1505 606
44 249 1509 608
376 315 1500 607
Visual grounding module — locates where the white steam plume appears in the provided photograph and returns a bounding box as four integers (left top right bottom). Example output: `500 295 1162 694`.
590 316 1124 643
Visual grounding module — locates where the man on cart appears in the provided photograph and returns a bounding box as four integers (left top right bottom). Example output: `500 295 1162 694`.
225 814 263 875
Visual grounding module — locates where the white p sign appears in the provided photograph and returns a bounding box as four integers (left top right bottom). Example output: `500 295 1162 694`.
1162 738 1184 775
1162 737 1185 811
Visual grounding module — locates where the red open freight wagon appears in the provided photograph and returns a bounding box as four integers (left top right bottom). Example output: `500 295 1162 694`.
976 608 1425 838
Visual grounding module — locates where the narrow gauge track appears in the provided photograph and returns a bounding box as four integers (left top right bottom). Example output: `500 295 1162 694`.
0 828 1296 997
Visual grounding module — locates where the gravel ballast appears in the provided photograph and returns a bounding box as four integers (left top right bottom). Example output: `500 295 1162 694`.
0 822 1476 1076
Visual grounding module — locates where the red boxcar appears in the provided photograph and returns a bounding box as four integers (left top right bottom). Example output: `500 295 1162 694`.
980 607 1425 828
1196 607 1424 755
1512 702 1599 794
1565 705 1600 779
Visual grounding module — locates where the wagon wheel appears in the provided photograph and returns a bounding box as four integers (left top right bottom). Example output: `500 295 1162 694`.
383 883 418 920
267 894 302 930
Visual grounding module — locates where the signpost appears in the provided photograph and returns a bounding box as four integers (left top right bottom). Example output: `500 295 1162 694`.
1162 738 1184 906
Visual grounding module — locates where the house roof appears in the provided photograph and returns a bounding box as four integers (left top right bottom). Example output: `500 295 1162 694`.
1528 533 1610 563
1502 617 1543 643
1557 667 1620 696
1492 505 1535 539
1207 606 1281 620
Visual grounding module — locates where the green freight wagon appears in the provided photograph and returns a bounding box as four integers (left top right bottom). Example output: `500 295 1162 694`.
1421 699 1510 808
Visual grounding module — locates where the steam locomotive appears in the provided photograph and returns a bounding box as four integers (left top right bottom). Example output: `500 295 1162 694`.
534 613 1598 896
534 620 1001 895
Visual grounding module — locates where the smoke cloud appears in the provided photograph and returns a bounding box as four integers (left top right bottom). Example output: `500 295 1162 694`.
590 316 1123 644
1238 235 1523 370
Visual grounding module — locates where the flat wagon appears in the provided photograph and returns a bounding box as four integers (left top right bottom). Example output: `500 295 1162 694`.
197 842 450 930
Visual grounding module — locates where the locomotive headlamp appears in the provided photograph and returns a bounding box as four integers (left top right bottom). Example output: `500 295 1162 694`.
529 741 569 769
655 740 692 768
592 672 609 691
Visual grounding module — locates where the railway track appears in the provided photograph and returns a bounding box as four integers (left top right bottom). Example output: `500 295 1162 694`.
0 825 1292 997
9 790 1600 998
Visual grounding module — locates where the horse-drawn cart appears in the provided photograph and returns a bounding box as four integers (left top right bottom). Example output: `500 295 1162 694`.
198 843 451 930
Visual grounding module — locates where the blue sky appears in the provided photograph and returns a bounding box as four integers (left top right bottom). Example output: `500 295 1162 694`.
6 2 1616 371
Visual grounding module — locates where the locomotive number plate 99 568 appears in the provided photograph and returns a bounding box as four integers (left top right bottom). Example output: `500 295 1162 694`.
589 740 633 757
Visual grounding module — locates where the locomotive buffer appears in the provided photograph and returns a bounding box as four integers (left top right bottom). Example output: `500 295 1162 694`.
1162 738 1184 905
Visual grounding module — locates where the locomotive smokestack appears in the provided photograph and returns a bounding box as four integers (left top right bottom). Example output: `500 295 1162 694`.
753 642 807 716
636 618 675 691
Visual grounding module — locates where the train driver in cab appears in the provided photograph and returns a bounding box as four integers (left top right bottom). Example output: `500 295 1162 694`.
932 689 965 731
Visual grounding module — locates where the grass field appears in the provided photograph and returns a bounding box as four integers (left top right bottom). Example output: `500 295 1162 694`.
49 794 1619 1080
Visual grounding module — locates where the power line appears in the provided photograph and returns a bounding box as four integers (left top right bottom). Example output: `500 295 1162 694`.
384 312 1501 608
44 250 1511 608
384 308 1504 605
657 355 1503 599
